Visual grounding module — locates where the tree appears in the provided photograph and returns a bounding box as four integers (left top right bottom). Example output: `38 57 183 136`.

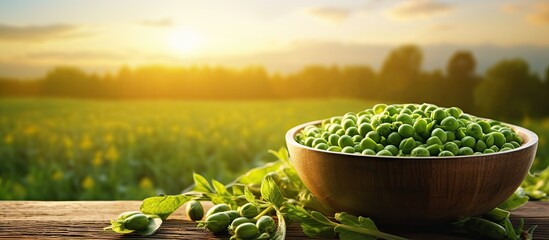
379 45 423 101
445 51 478 111
474 59 542 119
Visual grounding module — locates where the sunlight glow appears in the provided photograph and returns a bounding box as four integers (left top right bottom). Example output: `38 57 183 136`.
168 28 203 56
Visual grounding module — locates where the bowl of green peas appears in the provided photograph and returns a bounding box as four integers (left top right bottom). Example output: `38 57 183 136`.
286 103 538 225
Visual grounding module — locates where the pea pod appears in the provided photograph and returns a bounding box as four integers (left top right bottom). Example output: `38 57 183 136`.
204 212 231 234
206 204 231 218
186 200 204 221
239 203 260 218
124 213 150 231
256 215 276 233
235 222 259 239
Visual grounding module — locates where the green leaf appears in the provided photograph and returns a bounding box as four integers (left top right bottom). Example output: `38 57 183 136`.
311 211 332 225
212 179 229 196
193 173 214 193
104 220 133 234
334 212 407 240
268 148 290 165
140 194 192 220
261 175 284 209
498 187 529 210
244 187 260 207
136 216 162 236
270 208 286 240
281 203 336 238
236 161 283 185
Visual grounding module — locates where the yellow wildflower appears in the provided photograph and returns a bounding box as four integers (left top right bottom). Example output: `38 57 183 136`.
4 134 13 144
139 177 153 189
92 151 103 166
82 176 95 189
79 135 93 151
105 146 119 162
51 170 63 181
104 133 114 144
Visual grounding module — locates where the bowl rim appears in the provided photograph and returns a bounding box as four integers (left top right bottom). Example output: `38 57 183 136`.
286 119 538 160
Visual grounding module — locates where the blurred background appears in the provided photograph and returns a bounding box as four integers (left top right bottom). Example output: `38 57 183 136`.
0 0 548 200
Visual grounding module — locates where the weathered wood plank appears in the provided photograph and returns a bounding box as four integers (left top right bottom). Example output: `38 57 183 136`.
0 201 547 239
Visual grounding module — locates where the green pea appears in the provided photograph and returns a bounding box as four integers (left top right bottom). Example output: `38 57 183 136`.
398 124 415 138
338 135 354 148
475 140 487 152
412 133 425 142
124 213 150 231
483 149 495 154
186 200 204 221
256 215 276 233
345 127 359 137
206 204 231 218
477 121 491 133
384 105 398 116
404 104 417 111
396 113 414 125
431 128 447 143
444 142 460 155
353 144 364 152
412 109 427 117
400 108 413 115
452 140 462 147
431 108 448 123
239 203 259 218
360 137 377 151
458 147 474 156
426 144 442 156
490 145 500 152
411 147 430 157
413 119 428 134
328 134 339 146
312 138 328 147
225 210 240 222
327 146 342 152
362 149 376 155
328 124 343 134
500 129 514 142
304 137 315 147
461 136 476 149
376 149 393 156
387 132 403 146
445 131 456 141
439 150 454 157
426 136 443 146
205 212 231 234
500 147 512 152
235 222 259 239
460 114 472 121
230 217 253 232
466 123 484 140
455 127 466 140
357 115 370 125
373 104 387 114
342 119 356 130
330 116 342 124
440 116 459 131
399 137 416 154
366 131 381 143
445 107 463 118
384 145 399 156
502 143 515 149
375 143 384 152
483 134 495 147
489 132 506 147
510 141 520 148
514 134 523 144
335 128 346 136
376 123 392 138
314 143 328 150
342 146 355 153
358 123 373 136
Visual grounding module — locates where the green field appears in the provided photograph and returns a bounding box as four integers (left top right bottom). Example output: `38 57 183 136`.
1 99 548 200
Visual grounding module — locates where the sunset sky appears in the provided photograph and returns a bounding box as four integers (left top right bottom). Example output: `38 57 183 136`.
1 0 549 78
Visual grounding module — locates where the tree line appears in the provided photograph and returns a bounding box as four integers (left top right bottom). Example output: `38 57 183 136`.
1 45 548 119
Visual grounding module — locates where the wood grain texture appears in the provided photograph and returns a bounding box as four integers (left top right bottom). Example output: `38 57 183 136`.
286 120 538 225
0 201 547 239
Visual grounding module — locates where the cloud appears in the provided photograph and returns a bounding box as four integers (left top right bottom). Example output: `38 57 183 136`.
0 24 83 42
388 0 453 20
138 18 174 27
306 7 351 24
527 2 549 25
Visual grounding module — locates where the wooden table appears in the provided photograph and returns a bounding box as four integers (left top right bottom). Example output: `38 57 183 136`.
0 201 547 239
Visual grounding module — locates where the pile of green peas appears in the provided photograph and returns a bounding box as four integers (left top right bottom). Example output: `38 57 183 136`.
296 103 523 157
188 201 275 240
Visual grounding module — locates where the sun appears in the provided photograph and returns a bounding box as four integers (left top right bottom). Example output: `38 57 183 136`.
168 28 203 56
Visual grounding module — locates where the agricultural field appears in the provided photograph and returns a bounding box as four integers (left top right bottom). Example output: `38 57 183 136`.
0 99 548 200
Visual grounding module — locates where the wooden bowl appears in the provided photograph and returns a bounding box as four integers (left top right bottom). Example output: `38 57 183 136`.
286 120 538 225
